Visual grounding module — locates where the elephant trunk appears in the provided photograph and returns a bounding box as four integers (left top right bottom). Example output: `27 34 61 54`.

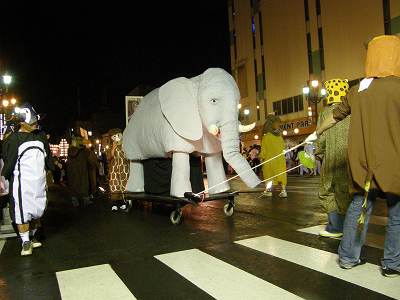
220 122 261 188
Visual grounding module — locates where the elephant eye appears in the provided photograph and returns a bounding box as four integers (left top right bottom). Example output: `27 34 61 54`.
210 98 218 104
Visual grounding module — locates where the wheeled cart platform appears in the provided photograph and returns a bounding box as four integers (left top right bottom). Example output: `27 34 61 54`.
124 191 237 225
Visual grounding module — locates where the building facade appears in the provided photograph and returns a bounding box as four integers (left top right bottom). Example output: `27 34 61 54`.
228 0 400 147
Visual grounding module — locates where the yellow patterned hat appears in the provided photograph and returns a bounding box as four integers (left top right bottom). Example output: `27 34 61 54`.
324 78 349 104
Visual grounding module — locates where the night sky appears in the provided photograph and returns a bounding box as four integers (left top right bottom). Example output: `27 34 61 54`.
0 1 230 142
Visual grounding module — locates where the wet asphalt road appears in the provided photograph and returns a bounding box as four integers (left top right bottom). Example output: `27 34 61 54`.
0 176 393 300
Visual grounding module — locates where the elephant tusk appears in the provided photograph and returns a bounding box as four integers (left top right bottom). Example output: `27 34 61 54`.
238 122 256 133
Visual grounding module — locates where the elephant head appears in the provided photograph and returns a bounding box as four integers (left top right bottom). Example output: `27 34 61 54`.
159 68 261 188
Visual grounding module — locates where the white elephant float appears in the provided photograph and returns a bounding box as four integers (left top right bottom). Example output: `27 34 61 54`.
122 68 261 197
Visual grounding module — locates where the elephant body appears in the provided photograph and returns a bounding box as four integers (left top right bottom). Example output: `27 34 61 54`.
123 89 221 160
123 68 261 197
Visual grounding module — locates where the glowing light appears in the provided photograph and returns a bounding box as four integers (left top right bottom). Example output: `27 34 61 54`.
88 131 92 137
266 181 273 190
3 75 12 85
257 105 260 109
308 111 313 117
294 128 299 134
237 103 242 109
10 98 17 105
98 186 106 192
321 88 327 96
95 139 100 144
311 80 319 88
89 143 92 147
2 99 9 107
282 130 288 136
303 86 310 94
254 134 259 140
308 106 312 111
106 145 109 149
244 108 250 115
59 138 69 157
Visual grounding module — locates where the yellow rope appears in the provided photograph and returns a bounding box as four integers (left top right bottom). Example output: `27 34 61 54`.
357 180 371 229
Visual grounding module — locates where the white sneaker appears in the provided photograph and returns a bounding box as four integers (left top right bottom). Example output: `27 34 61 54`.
111 205 118 211
31 238 42 248
279 190 287 198
262 191 272 197
21 241 33 256
319 230 343 238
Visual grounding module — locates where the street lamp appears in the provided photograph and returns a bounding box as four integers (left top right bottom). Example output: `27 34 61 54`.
3 75 12 86
2 99 9 107
10 98 16 105
302 80 326 124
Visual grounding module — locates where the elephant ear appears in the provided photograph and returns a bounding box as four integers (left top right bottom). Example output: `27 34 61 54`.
159 77 203 141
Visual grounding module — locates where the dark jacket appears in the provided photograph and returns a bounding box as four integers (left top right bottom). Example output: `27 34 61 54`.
1 130 54 181
66 146 90 196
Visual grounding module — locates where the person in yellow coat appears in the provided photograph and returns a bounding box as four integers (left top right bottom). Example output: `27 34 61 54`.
260 114 287 198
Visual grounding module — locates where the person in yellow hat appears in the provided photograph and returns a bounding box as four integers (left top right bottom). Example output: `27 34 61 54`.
306 35 400 276
315 79 351 238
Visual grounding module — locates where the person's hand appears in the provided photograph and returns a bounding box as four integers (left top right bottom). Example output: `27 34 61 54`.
305 131 318 144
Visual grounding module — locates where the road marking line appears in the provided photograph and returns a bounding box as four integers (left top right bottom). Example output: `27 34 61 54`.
56 264 136 300
0 240 4 255
0 233 18 239
235 235 400 299
297 224 384 249
155 249 303 300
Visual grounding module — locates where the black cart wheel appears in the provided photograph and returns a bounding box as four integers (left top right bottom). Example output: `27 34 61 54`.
223 203 234 217
170 209 183 225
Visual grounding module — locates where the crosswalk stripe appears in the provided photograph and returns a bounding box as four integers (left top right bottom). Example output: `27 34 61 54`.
56 264 137 300
235 235 400 300
155 249 303 300
0 240 4 254
297 224 384 249
0 232 17 239
0 224 17 240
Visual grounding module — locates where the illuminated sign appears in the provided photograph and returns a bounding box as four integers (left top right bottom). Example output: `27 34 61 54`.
280 117 315 136
280 118 312 131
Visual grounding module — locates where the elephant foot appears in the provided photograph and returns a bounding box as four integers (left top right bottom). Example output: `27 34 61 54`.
125 181 144 193
127 188 144 193
170 188 191 198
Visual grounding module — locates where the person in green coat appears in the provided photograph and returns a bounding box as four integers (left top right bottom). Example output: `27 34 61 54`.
315 78 351 238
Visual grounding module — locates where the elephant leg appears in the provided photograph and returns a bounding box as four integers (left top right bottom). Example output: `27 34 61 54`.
205 153 230 194
171 152 192 197
125 161 144 192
